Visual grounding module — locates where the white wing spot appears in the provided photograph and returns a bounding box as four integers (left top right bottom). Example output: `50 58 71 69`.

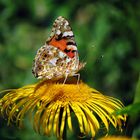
49 58 58 66
64 21 69 28
66 57 71 63
59 51 66 58
56 30 61 35
63 31 73 37
67 45 77 50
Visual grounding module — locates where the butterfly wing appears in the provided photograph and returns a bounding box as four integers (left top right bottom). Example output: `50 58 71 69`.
32 16 84 80
46 16 78 59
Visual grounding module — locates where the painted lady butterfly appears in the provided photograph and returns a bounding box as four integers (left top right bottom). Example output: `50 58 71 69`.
32 16 85 81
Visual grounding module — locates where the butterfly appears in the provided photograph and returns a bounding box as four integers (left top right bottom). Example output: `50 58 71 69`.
32 16 85 81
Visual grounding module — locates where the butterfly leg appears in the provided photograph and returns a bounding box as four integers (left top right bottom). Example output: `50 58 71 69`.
63 73 69 84
73 73 80 84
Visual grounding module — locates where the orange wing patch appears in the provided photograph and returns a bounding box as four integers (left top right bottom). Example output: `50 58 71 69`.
48 37 67 51
48 36 75 58
66 51 75 58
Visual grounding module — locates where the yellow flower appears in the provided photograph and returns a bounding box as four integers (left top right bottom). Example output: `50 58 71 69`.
0 79 126 139
99 136 137 140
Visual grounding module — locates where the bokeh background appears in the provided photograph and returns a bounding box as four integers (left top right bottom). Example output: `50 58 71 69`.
0 0 139 140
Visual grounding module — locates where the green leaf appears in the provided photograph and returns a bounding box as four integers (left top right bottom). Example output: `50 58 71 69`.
115 102 140 116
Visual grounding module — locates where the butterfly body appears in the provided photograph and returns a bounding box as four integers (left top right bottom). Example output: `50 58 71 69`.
32 16 85 80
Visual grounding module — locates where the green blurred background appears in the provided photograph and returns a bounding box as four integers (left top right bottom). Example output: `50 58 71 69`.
0 0 140 140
